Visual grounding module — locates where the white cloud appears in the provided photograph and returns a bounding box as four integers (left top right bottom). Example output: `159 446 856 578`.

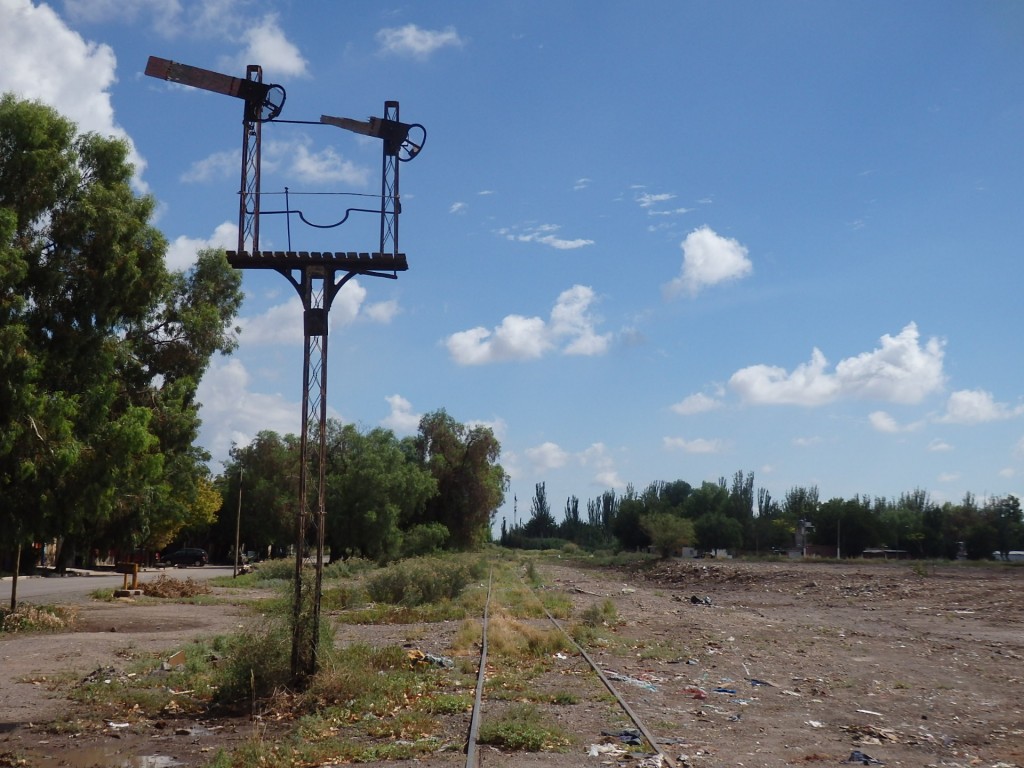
290 141 369 185
498 223 594 250
445 285 610 365
665 226 752 297
0 0 148 189
525 442 570 472
663 436 724 454
580 442 623 489
937 471 960 483
364 299 400 324
381 394 421 434
376 24 463 59
869 410 923 433
938 389 1024 425
730 323 945 407
239 279 377 345
637 192 675 208
196 356 299 463
165 221 238 271
671 392 723 416
928 438 953 452
549 285 611 356
229 13 309 78
793 436 822 447
450 202 467 214
573 178 591 191
180 150 237 184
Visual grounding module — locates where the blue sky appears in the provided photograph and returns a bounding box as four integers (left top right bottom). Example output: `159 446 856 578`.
5 0 1024 527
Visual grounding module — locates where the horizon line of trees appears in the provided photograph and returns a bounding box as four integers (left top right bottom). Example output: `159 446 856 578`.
502 473 1024 561
196 411 507 564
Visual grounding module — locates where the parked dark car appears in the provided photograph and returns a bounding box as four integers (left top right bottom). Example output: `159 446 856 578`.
165 548 208 567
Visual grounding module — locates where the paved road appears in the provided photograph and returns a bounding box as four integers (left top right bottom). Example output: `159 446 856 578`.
2 565 234 605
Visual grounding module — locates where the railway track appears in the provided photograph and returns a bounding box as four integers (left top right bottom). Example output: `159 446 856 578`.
462 566 678 767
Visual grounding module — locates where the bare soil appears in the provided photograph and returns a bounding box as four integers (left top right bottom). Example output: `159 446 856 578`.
1 559 1022 768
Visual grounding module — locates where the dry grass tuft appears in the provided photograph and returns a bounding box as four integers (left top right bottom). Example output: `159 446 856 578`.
141 575 212 598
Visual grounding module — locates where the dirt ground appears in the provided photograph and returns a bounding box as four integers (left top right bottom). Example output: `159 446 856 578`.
1 558 1022 768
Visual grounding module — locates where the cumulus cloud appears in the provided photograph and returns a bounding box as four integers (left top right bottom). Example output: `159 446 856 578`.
497 223 594 250
196 356 300 463
868 410 923 434
180 150 237 184
525 442 570 472
229 13 308 78
289 141 370 185
665 226 752 297
671 392 723 416
381 394 421 434
165 221 238 271
239 279 384 345
445 285 610 365
663 436 724 454
376 24 463 58
938 389 1024 425
580 442 623 489
730 323 945 407
0 0 148 188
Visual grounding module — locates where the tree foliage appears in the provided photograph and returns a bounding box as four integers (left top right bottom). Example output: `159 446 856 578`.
410 410 507 548
0 95 242 567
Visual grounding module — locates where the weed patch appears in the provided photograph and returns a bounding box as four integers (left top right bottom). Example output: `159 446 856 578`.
477 703 573 751
0 603 77 633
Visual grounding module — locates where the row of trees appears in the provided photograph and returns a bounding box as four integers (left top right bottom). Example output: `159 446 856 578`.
504 473 1024 560
204 411 507 563
1 95 244 572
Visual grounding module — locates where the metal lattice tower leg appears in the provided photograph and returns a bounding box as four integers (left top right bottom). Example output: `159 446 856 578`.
238 65 263 254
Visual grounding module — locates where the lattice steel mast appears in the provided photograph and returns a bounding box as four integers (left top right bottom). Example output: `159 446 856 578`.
145 56 424 681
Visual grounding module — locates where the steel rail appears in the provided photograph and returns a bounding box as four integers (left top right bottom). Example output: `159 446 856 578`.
464 567 492 767
462 569 676 768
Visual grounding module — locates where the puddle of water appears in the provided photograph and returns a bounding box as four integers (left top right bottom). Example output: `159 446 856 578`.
30 746 184 768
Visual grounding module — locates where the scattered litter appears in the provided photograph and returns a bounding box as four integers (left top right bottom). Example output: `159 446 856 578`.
162 650 187 670
406 649 454 669
729 698 750 705
106 721 130 729
856 709 884 717
588 743 627 758
841 724 901 744
748 678 774 687
635 755 663 768
806 720 825 728
605 670 659 692
846 750 884 765
781 689 802 697
690 595 713 605
601 728 642 746
728 713 742 721
681 686 708 700
712 687 736 694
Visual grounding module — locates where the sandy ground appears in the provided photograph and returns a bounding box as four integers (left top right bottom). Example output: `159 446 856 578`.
0 559 1022 768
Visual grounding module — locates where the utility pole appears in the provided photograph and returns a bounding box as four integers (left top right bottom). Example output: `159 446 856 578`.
233 467 243 578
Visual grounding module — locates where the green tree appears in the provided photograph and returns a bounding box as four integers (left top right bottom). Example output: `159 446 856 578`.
523 481 557 538
640 512 695 558
0 95 242 571
694 511 743 553
612 484 650 551
322 422 437 562
218 431 299 560
411 410 507 548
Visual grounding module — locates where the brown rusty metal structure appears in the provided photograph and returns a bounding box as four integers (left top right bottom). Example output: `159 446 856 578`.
145 56 423 681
